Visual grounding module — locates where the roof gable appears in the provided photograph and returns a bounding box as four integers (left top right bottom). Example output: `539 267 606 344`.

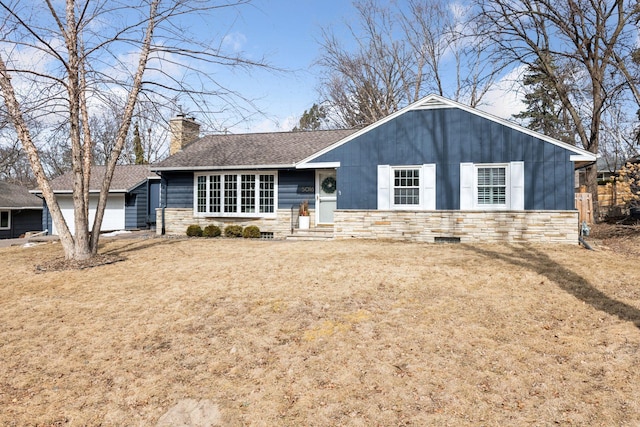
299 94 596 166
151 129 358 171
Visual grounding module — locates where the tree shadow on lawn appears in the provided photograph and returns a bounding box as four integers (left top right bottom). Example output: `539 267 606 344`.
100 236 187 257
465 244 640 330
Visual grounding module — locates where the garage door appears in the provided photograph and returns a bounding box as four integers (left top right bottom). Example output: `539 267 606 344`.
52 194 125 235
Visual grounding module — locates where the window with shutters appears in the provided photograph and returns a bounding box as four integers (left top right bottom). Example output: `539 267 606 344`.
393 167 421 206
476 166 507 206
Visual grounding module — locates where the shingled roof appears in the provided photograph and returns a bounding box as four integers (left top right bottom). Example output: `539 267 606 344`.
48 165 157 193
0 182 42 209
152 129 358 170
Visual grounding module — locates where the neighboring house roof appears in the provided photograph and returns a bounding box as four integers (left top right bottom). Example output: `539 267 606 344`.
596 157 626 173
0 181 42 209
45 165 158 194
151 129 358 171
300 94 597 166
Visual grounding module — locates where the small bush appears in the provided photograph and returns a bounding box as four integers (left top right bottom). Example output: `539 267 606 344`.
243 225 261 238
203 224 222 238
186 224 203 237
224 224 243 238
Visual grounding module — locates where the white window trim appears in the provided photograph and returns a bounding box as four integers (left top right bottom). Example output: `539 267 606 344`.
0 210 10 230
378 164 436 210
392 166 422 209
474 163 510 210
193 171 278 218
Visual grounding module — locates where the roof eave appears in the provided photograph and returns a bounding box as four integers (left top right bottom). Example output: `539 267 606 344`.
151 164 295 172
0 206 43 210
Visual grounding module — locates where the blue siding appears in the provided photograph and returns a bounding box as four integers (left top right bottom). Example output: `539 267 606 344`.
0 209 42 239
125 182 149 229
148 180 160 224
43 204 52 234
164 172 194 208
161 171 312 210
278 169 315 209
313 108 575 210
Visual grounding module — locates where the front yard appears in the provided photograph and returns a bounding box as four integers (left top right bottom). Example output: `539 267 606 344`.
1 228 639 425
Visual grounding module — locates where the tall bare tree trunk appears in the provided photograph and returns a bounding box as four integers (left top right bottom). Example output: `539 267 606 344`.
0 57 76 256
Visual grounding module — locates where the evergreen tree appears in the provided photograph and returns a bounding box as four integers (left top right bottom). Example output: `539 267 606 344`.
292 104 328 131
133 122 146 165
513 58 573 143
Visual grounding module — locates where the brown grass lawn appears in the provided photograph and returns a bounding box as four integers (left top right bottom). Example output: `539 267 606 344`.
1 227 640 426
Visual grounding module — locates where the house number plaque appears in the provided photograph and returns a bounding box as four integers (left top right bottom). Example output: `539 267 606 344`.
298 185 315 194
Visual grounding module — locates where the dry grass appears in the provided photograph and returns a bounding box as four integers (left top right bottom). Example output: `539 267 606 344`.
1 227 640 426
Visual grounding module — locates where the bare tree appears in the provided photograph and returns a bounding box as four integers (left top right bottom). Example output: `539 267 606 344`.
318 0 410 127
0 0 269 260
475 0 640 217
317 0 501 127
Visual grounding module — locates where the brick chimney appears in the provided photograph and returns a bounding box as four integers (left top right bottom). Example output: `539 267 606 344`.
169 114 200 155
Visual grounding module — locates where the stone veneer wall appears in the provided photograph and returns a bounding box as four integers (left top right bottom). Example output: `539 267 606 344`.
332 210 579 244
158 208 579 243
157 208 312 238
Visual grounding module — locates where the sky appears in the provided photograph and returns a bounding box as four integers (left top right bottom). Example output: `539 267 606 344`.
209 0 361 133
0 0 524 141
200 0 523 134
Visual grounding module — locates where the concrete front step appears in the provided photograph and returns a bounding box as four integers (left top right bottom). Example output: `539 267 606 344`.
286 228 334 241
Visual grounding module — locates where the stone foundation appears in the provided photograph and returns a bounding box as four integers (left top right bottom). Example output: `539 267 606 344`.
158 208 580 244
156 208 311 239
333 210 579 244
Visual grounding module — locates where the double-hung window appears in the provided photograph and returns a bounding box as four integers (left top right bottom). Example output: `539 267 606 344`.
460 162 523 210
0 210 9 229
393 168 421 206
476 166 507 206
377 164 436 210
195 172 277 217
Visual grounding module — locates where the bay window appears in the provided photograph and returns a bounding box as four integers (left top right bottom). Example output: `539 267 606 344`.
195 172 277 217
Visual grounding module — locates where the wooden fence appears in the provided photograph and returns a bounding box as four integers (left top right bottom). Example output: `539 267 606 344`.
575 192 593 224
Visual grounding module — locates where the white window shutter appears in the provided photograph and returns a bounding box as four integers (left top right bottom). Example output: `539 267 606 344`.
510 161 524 210
422 164 436 210
377 165 390 210
460 163 474 210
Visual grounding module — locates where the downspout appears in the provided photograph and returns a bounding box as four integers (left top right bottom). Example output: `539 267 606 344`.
34 193 50 236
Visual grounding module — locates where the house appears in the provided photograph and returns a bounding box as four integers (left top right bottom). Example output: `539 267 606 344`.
151 95 596 243
0 181 43 239
39 165 160 235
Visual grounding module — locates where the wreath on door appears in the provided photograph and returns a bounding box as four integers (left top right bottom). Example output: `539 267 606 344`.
321 176 337 194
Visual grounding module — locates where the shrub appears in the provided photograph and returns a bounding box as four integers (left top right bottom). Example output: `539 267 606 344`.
243 225 261 238
186 224 203 237
224 224 243 238
203 224 221 238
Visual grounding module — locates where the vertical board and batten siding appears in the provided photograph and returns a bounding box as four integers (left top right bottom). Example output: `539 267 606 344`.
312 107 575 211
